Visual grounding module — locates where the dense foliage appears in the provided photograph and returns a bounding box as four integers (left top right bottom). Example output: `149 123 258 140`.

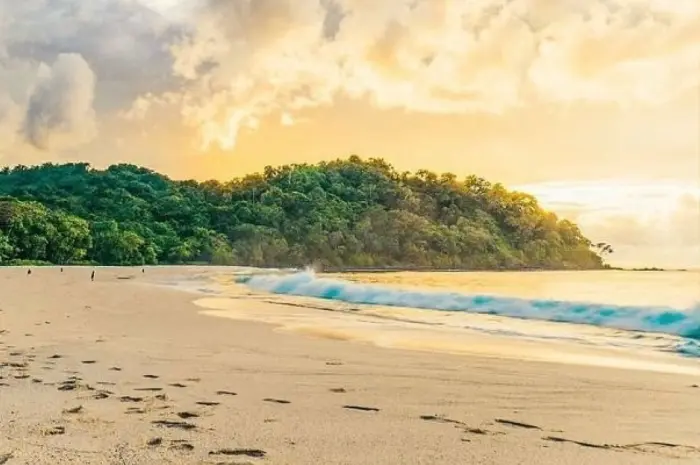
0 157 605 269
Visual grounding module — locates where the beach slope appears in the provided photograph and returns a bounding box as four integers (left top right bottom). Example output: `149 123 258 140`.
0 267 698 464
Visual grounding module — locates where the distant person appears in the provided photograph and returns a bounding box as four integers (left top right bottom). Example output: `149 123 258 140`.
91 270 95 282
60 267 64 272
27 268 31 275
142 268 145 273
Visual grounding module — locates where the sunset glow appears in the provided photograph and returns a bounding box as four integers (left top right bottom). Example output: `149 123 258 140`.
0 0 698 267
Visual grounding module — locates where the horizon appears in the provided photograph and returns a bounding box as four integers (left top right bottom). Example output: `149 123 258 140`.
0 0 698 268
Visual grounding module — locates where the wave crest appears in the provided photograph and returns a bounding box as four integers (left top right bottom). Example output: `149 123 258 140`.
239 271 700 342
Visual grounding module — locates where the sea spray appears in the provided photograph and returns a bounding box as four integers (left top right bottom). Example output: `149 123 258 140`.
676 340 700 358
239 271 700 345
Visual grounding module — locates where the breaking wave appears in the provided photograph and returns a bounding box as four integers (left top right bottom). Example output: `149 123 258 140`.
238 272 700 349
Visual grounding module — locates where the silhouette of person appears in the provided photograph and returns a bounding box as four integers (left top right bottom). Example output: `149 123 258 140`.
27 268 31 275
60 267 64 272
91 270 95 282
142 268 145 273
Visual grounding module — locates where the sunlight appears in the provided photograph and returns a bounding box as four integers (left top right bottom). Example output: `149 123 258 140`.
515 179 700 217
515 180 700 268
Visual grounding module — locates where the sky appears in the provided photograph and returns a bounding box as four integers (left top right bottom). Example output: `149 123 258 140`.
0 0 698 268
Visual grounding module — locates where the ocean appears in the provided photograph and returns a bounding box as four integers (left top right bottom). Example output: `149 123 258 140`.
185 269 700 374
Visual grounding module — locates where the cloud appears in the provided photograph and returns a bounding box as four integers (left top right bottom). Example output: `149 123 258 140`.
517 180 700 267
1 0 698 153
126 0 700 150
0 92 21 150
22 53 97 150
0 0 187 154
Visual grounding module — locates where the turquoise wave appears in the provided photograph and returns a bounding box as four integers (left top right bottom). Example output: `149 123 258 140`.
237 272 700 351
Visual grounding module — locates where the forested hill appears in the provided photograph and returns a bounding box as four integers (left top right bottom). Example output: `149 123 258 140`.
0 157 605 269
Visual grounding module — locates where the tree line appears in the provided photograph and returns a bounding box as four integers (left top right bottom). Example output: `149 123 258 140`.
0 157 607 269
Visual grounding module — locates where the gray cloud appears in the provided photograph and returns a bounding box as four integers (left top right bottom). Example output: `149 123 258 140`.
23 53 97 150
2 0 181 112
0 0 187 153
0 92 20 150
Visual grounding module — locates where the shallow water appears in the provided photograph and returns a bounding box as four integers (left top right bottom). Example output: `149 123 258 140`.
336 270 699 309
182 269 700 374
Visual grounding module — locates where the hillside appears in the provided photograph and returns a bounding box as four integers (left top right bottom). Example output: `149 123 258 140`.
0 157 605 269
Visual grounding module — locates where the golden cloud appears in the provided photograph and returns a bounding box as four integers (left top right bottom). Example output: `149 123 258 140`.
126 0 700 150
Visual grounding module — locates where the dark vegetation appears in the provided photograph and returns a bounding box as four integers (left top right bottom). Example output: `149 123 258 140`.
0 156 606 269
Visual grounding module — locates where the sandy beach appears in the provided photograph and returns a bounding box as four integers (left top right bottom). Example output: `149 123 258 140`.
1 266 699 465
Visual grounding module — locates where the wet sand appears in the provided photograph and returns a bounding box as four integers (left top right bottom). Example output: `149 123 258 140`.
1 266 698 464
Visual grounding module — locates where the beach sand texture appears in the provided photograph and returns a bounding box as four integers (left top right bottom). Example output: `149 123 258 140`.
1 266 699 464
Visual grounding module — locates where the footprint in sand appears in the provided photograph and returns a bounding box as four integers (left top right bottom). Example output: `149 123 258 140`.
62 406 83 414
494 419 542 430
169 440 195 452
44 425 66 436
196 401 220 406
343 405 380 412
125 407 147 415
151 420 196 430
177 411 200 419
134 387 163 392
120 396 144 403
419 415 465 426
169 383 187 388
109 367 122 371
209 448 267 458
143 374 159 379
216 390 237 396
329 388 347 393
81 360 97 365
263 398 291 404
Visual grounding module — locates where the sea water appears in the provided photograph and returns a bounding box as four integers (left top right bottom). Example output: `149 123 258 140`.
185 269 700 373
235 270 700 354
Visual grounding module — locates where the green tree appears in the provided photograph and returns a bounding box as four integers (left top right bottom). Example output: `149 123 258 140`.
0 157 609 270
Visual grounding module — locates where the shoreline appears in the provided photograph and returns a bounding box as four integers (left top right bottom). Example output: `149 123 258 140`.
1 263 689 273
194 294 700 377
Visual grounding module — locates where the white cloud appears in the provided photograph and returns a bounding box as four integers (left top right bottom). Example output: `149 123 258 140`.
280 112 294 126
130 0 700 150
517 180 700 267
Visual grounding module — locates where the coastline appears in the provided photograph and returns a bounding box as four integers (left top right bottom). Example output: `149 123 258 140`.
2 260 689 273
320 265 689 273
1 266 698 464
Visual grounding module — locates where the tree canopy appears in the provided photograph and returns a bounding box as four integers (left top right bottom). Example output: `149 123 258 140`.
0 157 606 269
